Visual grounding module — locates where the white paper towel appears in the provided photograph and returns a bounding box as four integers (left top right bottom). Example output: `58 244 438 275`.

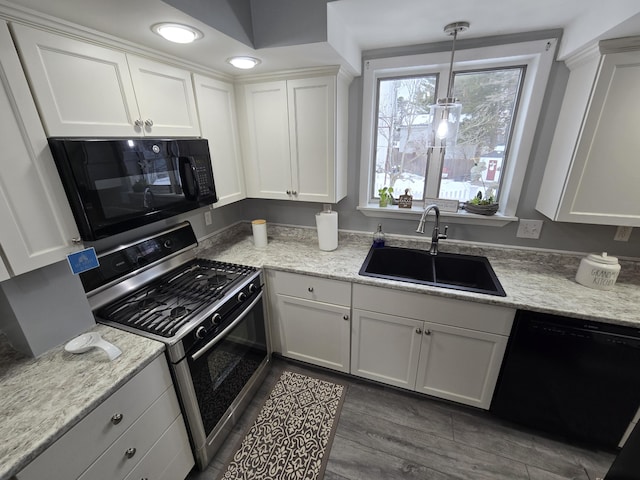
315 211 338 251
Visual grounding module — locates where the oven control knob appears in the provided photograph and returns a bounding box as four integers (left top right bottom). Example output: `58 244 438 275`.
195 326 207 339
211 313 222 325
248 283 258 294
237 292 247 302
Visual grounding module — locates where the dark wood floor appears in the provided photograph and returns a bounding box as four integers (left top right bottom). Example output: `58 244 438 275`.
186 357 615 480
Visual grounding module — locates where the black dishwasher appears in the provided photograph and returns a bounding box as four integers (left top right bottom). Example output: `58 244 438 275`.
491 310 640 449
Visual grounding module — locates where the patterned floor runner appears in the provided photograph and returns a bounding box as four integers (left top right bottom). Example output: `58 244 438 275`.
218 370 346 480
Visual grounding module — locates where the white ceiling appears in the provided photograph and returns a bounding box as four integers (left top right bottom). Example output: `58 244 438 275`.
2 0 640 77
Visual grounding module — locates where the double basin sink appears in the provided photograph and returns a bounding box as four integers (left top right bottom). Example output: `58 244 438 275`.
359 245 506 297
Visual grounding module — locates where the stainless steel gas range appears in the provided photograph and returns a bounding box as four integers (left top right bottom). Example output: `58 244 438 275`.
81 222 271 470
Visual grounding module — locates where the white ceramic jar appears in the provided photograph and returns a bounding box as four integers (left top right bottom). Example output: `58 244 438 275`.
575 252 621 290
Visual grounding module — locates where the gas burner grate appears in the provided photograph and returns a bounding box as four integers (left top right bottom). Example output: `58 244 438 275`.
97 259 257 337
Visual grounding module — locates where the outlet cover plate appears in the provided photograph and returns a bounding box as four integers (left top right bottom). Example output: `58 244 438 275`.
517 219 543 239
614 226 632 242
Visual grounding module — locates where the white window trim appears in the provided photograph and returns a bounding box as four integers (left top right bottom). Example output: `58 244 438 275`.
358 38 557 226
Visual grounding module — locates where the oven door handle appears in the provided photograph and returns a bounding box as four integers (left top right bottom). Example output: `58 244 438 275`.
190 291 263 362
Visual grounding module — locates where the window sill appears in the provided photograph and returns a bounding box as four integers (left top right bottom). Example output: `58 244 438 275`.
357 205 518 227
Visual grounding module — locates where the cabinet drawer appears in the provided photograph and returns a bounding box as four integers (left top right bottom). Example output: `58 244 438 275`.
123 415 194 480
353 284 514 335
17 356 172 480
272 270 351 306
78 386 181 480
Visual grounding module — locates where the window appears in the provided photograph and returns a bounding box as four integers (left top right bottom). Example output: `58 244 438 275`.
359 38 557 224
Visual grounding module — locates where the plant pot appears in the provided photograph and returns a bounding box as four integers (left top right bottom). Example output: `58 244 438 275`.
379 198 389 207
464 202 499 215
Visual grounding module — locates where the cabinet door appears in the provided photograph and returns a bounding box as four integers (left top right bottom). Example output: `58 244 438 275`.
0 22 81 277
351 309 422 389
415 322 508 409
240 81 292 199
0 258 9 282
556 51 640 225
287 76 337 202
277 294 350 373
193 74 246 206
11 23 141 137
127 55 200 137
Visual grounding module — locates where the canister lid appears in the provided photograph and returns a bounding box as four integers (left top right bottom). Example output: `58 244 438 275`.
586 252 619 265
252 219 266 225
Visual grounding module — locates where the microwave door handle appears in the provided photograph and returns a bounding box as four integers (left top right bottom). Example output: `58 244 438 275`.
179 156 199 201
190 292 263 362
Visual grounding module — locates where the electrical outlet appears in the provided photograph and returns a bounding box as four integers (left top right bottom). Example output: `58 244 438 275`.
516 219 543 239
614 226 632 242
204 211 212 226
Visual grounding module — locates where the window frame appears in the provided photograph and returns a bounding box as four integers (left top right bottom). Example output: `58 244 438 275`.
358 38 557 226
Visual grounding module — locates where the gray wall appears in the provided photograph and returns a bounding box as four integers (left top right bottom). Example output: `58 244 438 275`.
240 36 640 258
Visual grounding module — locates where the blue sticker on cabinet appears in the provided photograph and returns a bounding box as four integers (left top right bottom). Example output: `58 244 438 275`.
67 247 99 275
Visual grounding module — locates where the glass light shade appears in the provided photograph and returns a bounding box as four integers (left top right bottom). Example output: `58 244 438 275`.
428 100 462 147
227 56 261 69
152 23 202 43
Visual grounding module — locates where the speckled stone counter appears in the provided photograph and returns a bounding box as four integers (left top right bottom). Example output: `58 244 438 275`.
0 324 165 480
196 223 640 327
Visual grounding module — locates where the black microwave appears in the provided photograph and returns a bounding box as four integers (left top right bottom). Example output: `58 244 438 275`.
48 137 218 241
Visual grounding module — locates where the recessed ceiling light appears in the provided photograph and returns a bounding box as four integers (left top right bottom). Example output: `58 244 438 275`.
151 23 203 44
227 56 261 69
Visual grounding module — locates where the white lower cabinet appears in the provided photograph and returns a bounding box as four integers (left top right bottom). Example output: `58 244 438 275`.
16 356 194 480
267 270 351 373
351 284 514 409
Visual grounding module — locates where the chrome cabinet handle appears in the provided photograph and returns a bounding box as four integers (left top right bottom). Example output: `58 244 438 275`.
416 328 422 334
286 190 292 195
343 314 349 321
71 237 82 244
125 447 136 459
425 329 432 335
111 413 123 425
308 287 314 292
292 191 298 195
144 119 153 127
134 119 144 127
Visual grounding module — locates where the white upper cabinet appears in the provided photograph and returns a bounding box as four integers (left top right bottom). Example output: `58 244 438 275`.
10 23 200 138
536 37 640 226
238 69 350 203
0 22 81 278
192 74 246 207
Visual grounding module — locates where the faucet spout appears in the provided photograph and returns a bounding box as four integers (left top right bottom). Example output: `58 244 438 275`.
416 204 448 255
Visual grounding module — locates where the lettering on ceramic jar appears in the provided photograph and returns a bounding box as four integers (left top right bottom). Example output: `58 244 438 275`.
590 268 617 286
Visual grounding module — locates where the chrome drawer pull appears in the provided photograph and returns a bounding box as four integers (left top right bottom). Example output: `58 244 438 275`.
111 413 123 425
125 447 136 459
308 287 314 292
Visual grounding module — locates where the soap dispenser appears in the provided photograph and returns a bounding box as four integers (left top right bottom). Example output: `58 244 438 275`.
372 224 386 248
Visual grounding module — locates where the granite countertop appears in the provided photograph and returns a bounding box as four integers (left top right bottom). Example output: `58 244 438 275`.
197 224 640 328
0 324 165 480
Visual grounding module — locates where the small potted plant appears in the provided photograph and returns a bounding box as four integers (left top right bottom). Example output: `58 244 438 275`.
378 186 394 207
464 189 499 215
464 161 498 215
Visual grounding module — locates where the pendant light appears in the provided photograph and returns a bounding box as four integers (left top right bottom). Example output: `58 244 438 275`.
429 21 469 147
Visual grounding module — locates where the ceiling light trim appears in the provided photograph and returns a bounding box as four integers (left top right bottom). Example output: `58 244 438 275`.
151 22 203 44
226 56 262 69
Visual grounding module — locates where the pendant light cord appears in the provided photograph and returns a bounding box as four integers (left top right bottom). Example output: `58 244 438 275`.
446 29 458 100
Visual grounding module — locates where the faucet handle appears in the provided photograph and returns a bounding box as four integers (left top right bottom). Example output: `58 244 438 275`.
439 225 449 239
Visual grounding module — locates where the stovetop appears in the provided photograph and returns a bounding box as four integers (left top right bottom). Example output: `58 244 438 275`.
95 259 256 338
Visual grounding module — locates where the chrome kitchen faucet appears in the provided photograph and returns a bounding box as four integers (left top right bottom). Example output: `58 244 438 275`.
416 204 448 255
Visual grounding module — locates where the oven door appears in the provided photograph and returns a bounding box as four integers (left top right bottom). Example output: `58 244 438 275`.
172 290 271 470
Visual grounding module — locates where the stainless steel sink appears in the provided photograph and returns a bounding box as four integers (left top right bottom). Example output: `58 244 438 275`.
359 246 506 296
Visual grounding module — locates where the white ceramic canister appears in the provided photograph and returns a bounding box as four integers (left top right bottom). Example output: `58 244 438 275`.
575 252 621 290
251 219 268 248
